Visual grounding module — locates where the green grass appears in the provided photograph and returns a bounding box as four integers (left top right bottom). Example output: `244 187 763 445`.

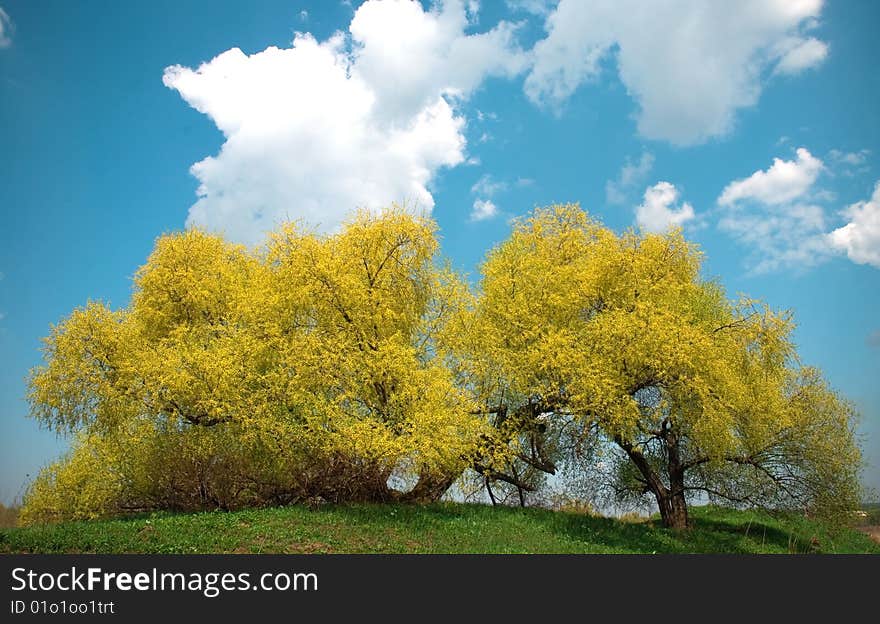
1 503 877 554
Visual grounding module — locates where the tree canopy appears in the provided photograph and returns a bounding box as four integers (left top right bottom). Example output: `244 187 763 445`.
24 209 480 522
23 205 862 528
458 205 861 527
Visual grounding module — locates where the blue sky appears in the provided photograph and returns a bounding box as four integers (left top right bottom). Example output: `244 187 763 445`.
1 0 878 504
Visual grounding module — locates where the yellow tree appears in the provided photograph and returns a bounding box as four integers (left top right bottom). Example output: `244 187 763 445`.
462 204 861 528
25 208 481 520
25 229 300 518
28 229 267 434
264 208 480 500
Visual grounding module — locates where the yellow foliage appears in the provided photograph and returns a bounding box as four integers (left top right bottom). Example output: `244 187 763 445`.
458 204 861 521
23 203 861 523
464 205 779 447
25 207 482 518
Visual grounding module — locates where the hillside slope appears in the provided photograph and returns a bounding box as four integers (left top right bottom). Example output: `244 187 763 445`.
2 503 878 554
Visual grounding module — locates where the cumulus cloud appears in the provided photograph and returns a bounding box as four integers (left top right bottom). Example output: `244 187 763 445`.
719 152 880 273
636 182 695 233
717 148 834 272
606 152 654 205
828 149 871 178
349 0 528 122
718 148 823 206
829 149 870 167
828 148 871 177
0 7 13 48
470 199 499 221
471 174 507 197
828 183 880 268
772 36 829 75
525 0 828 145
506 0 555 15
719 202 832 273
164 0 528 244
469 170 504 222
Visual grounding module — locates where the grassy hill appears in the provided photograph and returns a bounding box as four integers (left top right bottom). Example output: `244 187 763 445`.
1 503 878 554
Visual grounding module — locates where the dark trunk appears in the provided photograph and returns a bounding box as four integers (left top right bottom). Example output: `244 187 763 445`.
661 426 689 529
485 477 497 506
654 487 688 530
401 469 459 503
511 465 526 507
615 427 690 530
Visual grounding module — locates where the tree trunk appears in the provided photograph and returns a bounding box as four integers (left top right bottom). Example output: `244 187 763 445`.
401 469 459 503
615 432 690 530
655 487 688 530
485 477 497 506
661 426 689 529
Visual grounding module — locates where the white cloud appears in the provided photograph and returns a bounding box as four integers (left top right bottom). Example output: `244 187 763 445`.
299 10 309 21
466 0 480 22
636 182 695 233
772 37 829 75
813 189 837 203
718 148 823 206
475 109 498 122
0 7 13 48
164 0 528 244
717 151 879 273
828 183 880 268
718 203 832 273
525 0 828 145
606 152 654 205
349 0 528 122
829 148 870 167
716 148 835 272
470 199 499 221
506 0 556 15
471 174 507 197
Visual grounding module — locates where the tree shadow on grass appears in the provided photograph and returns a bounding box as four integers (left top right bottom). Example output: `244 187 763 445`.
540 508 801 554
690 514 801 552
